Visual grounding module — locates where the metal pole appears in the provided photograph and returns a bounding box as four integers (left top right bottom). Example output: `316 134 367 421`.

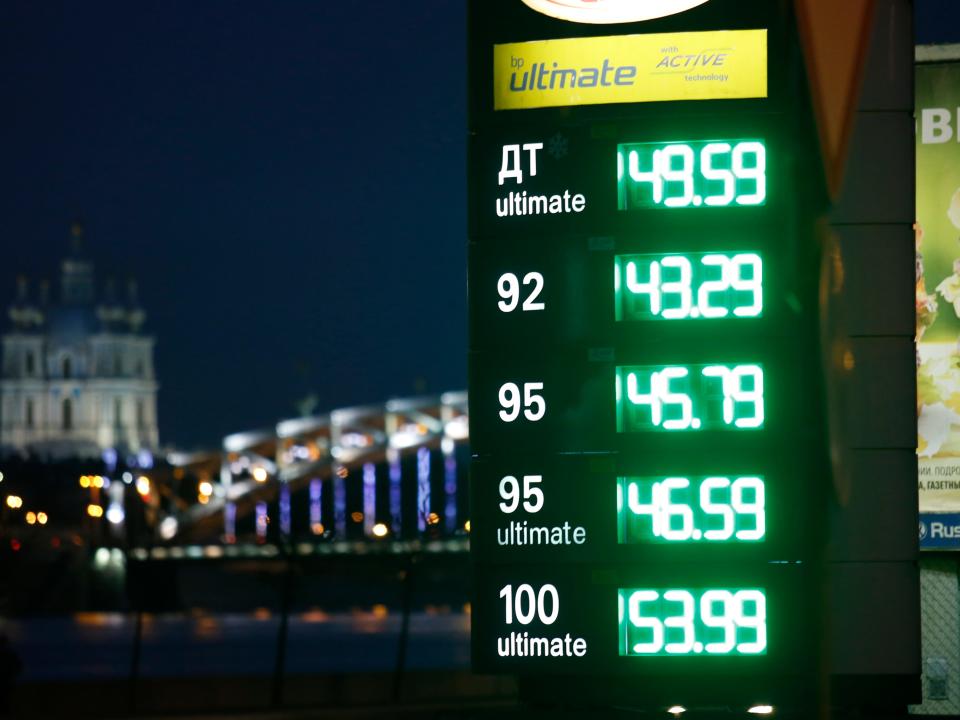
271 541 294 708
393 553 417 702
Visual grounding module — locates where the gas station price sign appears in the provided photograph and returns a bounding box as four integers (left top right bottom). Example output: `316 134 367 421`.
617 139 767 209
616 363 765 432
617 475 765 544
614 252 763 321
619 587 767 656
468 0 825 692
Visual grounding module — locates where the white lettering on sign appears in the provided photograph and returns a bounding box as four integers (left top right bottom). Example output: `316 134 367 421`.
497 631 588 657
496 141 587 217
499 142 544 185
919 107 960 144
496 520 587 546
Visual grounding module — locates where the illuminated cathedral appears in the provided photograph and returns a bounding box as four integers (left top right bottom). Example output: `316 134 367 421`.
0 224 159 458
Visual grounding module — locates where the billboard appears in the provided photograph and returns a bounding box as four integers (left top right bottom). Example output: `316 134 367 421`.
917 48 960 548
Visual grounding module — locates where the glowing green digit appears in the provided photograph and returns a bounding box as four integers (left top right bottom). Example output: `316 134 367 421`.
628 480 662 537
629 149 663 204
733 590 767 654
701 142 735 206
701 590 736 654
697 254 731 318
733 141 766 205
660 478 693 541
731 253 763 317
660 256 693 319
664 590 696 654
629 590 664 654
661 144 695 207
700 477 734 540
732 477 765 540
659 367 693 430
731 365 764 428
626 371 661 426
626 260 662 315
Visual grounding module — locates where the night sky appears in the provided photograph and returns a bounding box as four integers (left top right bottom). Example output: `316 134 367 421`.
1 1 957 449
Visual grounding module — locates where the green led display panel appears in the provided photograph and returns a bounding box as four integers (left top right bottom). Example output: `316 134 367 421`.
617 139 767 210
617 476 765 544
618 588 767 656
615 252 763 321
616 364 765 432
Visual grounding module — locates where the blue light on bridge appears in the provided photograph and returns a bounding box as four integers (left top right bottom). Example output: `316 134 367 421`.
417 447 431 532
363 462 376 536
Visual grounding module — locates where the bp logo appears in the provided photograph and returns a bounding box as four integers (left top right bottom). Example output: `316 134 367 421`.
919 521 928 541
521 0 711 24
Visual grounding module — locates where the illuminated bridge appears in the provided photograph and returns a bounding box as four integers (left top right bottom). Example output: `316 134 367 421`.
139 391 470 557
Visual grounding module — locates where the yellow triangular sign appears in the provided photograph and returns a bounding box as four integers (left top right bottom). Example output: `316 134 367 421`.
795 0 875 198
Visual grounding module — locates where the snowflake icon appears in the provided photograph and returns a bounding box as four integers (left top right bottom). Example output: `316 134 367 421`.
547 132 569 160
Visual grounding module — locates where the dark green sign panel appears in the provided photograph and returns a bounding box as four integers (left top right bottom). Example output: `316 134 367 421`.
467 0 829 706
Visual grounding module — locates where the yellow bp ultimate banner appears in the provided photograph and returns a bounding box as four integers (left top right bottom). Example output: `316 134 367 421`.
493 29 767 110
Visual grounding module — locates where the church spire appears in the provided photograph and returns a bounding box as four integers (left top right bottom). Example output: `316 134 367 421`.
61 221 94 305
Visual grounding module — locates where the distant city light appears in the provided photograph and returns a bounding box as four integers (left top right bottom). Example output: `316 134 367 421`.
444 415 469 440
25 512 36 525
427 512 440 525
0 471 4 482
748 706 774 716
92 475 105 489
464 519 471 532
311 522 325 535
667 706 687 716
87 504 104 518
106 503 125 525
351 511 364 523
94 547 111 567
252 467 268 483
122 472 133 484
37 512 48 525
6 495 22 509
136 476 151 497
159 516 178 540
137 449 154 469
79 476 91 488
372 522 389 538
198 480 214 497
